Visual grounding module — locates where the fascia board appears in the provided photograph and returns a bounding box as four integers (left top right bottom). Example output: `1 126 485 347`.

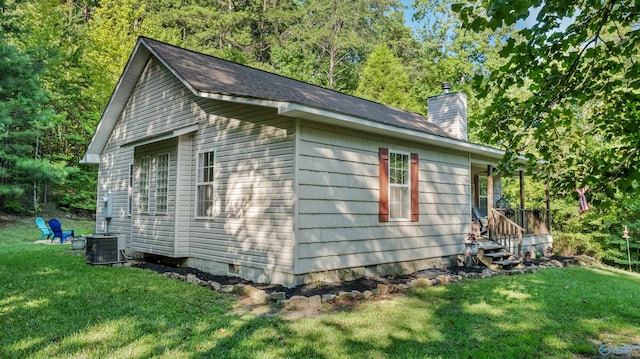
277 103 505 160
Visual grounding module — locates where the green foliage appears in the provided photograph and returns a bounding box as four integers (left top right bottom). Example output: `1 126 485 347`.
455 0 640 198
355 45 419 112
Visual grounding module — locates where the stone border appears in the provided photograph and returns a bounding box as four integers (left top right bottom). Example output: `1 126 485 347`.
161 256 588 311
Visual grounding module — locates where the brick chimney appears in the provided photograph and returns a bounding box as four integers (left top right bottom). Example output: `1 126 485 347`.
427 82 468 141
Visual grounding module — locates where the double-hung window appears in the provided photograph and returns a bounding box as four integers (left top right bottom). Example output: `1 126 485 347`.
196 151 215 217
389 152 410 220
379 148 419 222
155 153 169 213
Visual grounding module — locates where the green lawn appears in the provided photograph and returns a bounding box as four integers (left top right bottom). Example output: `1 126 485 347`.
1 218 639 358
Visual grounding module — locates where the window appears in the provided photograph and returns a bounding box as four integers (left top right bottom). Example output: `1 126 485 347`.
389 152 410 220
138 156 150 213
196 151 215 217
379 148 419 222
128 164 133 215
156 153 169 213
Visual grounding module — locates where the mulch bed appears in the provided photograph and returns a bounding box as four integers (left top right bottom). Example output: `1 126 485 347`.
133 257 567 298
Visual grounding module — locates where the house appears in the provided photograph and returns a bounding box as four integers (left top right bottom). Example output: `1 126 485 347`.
82 37 552 287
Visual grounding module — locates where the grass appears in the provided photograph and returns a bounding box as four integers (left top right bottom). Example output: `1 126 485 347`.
1 218 640 358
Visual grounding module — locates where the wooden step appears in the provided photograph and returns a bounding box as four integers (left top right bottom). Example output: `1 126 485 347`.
477 241 503 251
482 251 512 258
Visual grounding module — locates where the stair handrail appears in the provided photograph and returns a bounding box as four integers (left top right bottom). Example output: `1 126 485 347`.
489 208 525 258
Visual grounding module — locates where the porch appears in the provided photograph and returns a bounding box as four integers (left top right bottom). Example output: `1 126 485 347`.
471 164 552 264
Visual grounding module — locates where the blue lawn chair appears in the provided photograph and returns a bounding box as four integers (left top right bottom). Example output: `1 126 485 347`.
36 217 52 240
48 218 75 244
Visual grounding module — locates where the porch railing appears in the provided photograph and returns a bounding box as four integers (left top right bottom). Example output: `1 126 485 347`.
489 208 525 258
495 208 550 235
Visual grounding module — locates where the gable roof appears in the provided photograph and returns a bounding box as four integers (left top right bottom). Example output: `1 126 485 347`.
82 37 503 163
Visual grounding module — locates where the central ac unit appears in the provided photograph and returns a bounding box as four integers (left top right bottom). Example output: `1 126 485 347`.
86 234 121 264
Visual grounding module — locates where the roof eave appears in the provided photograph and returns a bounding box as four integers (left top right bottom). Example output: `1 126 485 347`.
81 40 152 164
277 103 504 160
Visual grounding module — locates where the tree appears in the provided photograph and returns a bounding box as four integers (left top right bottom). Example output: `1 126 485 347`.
0 38 71 212
287 0 404 91
454 0 640 198
411 0 517 139
355 45 419 112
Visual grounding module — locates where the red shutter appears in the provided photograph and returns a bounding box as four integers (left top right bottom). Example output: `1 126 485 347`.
410 153 419 222
379 148 389 222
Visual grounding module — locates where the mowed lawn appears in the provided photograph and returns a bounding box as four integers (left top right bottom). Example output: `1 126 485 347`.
1 218 639 358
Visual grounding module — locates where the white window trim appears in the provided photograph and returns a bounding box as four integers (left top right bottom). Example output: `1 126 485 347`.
195 150 216 219
127 163 133 216
388 149 411 221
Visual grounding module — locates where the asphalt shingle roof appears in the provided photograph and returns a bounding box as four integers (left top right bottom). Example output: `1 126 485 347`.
142 37 452 139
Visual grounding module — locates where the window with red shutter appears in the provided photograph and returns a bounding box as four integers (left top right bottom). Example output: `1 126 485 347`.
379 148 419 222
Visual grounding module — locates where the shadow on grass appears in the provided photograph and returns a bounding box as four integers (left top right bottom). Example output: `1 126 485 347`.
2 241 639 358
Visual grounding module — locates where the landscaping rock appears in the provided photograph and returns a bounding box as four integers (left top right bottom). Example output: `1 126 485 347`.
322 294 338 303
362 290 372 300
269 292 286 302
411 278 433 288
377 284 389 295
288 296 309 310
550 259 564 267
208 281 221 291
338 291 355 301
351 290 364 300
186 274 201 285
371 288 381 296
220 285 236 293
308 295 322 308
482 269 493 278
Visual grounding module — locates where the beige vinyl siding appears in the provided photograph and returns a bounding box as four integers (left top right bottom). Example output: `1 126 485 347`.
296 122 470 274
187 101 296 273
174 135 193 257
96 57 203 254
131 139 178 256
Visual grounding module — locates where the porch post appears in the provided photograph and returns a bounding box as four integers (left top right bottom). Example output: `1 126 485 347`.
487 165 494 238
519 170 525 228
545 180 551 232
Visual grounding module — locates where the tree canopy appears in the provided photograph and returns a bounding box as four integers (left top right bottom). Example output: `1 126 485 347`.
454 0 640 199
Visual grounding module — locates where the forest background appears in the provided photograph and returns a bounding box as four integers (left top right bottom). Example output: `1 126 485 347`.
1 0 638 271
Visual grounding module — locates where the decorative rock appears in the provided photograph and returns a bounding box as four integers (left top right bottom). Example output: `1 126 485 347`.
398 284 410 292
362 290 372 300
411 278 433 288
288 295 309 310
269 292 286 302
389 284 399 293
338 291 355 301
458 271 468 278
276 299 289 307
351 290 364 300
220 285 236 293
482 269 493 278
208 281 221 291
186 274 201 285
377 284 389 295
308 295 322 308
437 275 450 284
322 293 338 303
550 259 564 267
371 288 381 296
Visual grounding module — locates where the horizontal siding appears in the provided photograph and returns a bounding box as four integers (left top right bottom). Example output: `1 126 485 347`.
296 122 471 274
130 139 178 257
187 102 296 273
